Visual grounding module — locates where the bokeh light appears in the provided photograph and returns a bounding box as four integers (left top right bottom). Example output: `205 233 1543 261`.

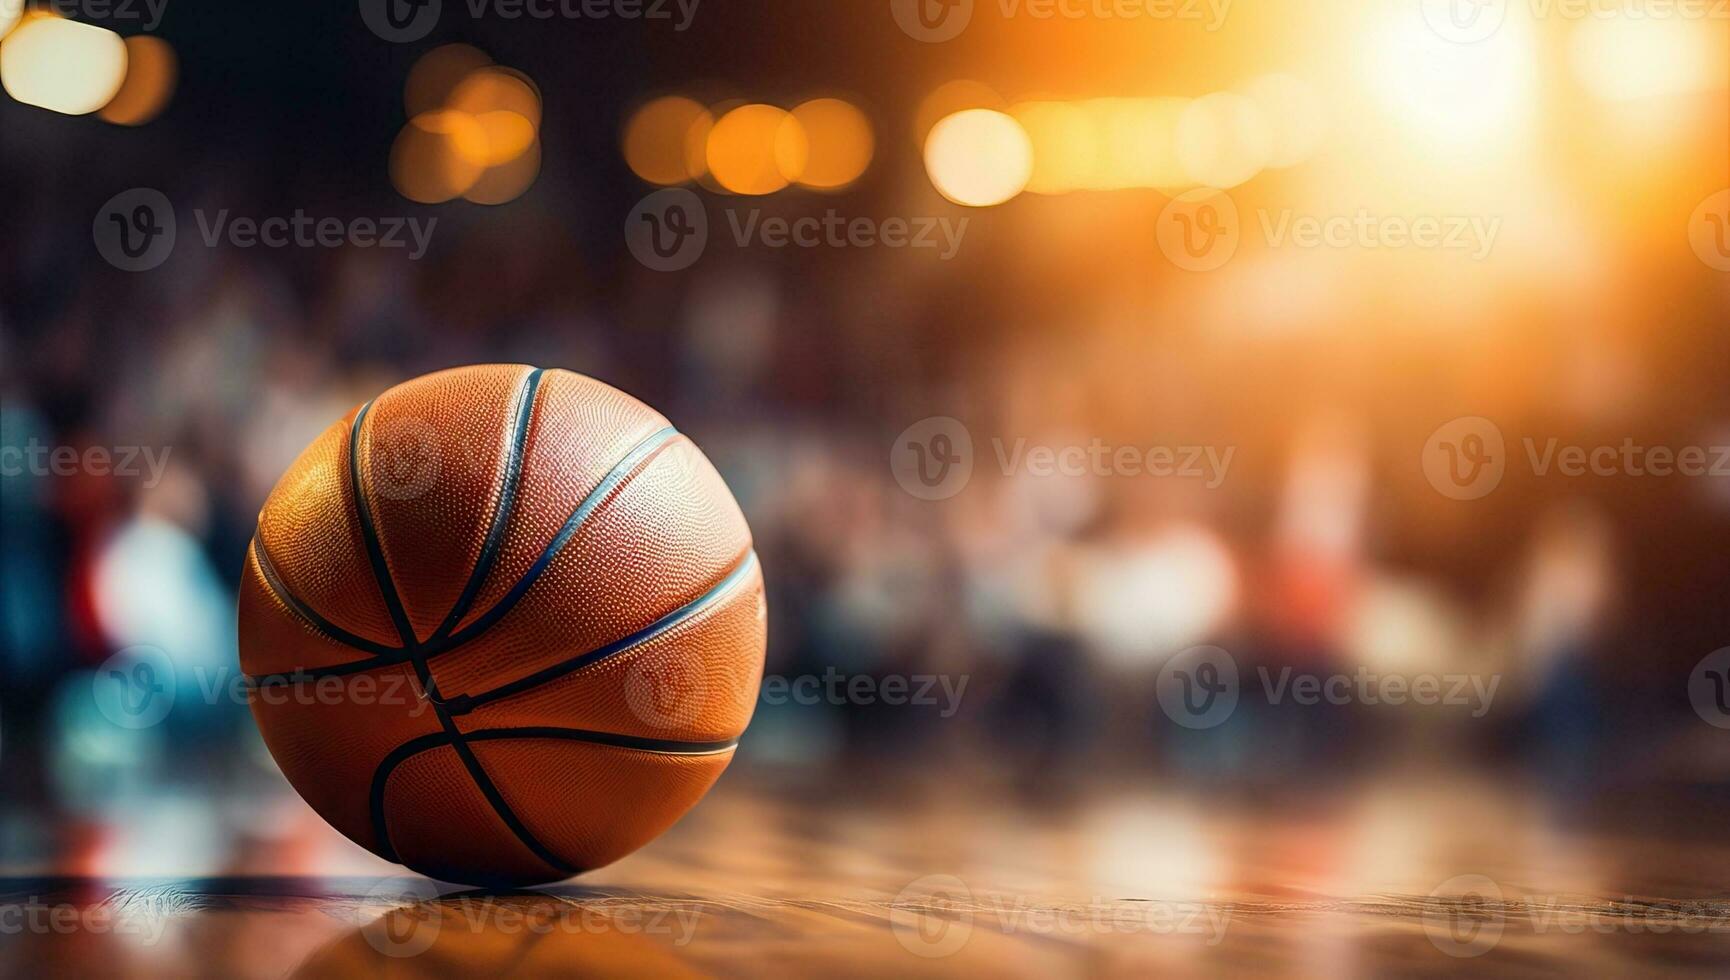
0 2 22 41
623 95 715 185
1240 73 1326 169
914 79 1004 143
1091 97 1188 191
1570 17 1724 102
788 98 873 190
448 66 542 130
924 108 1033 207
0 14 128 116
390 111 485 203
392 52 542 205
98 36 177 126
1009 101 1098 195
1366 8 1537 149
706 103 807 196
405 43 492 117
464 139 542 205
1175 92 1272 189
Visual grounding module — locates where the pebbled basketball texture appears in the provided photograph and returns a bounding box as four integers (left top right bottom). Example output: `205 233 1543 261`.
238 365 766 886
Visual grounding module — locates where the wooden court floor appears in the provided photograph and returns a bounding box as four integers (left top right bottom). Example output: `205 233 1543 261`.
4 774 1728 978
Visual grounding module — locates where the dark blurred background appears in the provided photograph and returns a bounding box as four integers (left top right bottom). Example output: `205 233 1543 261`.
2 0 1728 881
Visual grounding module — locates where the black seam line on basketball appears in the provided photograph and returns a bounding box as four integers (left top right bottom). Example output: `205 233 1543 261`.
349 398 419 648
248 537 399 658
451 550 760 715
429 367 545 644
409 649 577 877
437 424 682 650
367 727 740 864
244 424 683 686
369 730 451 864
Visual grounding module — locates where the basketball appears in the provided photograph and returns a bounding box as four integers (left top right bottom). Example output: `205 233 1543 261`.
237 365 765 886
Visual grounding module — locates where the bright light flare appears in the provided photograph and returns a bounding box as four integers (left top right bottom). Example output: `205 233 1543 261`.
1570 17 1725 102
0 15 128 116
924 108 1033 207
1240 73 1326 168
1365 8 1537 149
1176 92 1272 189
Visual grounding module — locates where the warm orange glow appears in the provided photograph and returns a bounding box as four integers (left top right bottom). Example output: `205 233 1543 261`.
0 15 127 116
623 95 714 185
448 66 542 130
390 112 485 204
405 43 492 117
789 98 873 190
924 108 1032 207
1090 97 1188 191
98 36 176 126
707 103 806 196
1175 92 1272 189
914 80 1004 143
1240 73 1326 169
1009 101 1097 194
1570 18 1725 102
464 139 541 205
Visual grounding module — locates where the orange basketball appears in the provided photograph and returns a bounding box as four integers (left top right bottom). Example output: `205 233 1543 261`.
238 365 765 886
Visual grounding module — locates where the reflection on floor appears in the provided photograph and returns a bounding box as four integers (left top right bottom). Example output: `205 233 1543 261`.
4 772 1730 977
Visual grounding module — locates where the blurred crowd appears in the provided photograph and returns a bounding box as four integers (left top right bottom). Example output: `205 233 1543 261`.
3 0 1729 880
